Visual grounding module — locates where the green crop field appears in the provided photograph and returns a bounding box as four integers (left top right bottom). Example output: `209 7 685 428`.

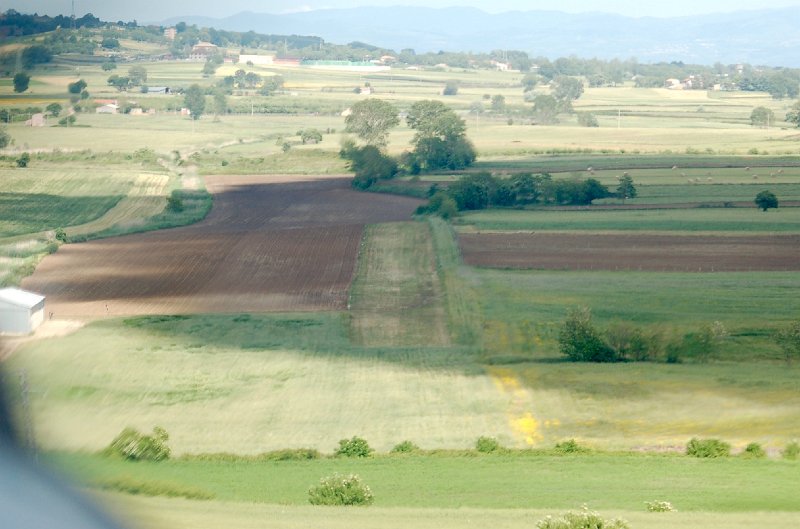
97 497 800 529
49 452 800 511
456 207 800 233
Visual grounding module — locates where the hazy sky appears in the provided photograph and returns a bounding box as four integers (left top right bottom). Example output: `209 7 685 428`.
4 0 800 22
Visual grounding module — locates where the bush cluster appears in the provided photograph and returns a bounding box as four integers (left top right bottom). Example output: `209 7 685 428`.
553 439 590 454
340 141 398 190
390 440 420 454
475 436 501 453
686 438 731 458
741 442 766 459
335 436 373 458
103 426 171 462
645 500 676 512
308 474 374 506
782 441 800 460
558 307 727 363
536 506 630 529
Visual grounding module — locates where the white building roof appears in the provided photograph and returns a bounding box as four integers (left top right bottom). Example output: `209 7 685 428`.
0 288 45 309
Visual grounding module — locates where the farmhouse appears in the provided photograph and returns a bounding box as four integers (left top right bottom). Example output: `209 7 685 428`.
0 288 45 335
190 41 218 60
145 86 171 94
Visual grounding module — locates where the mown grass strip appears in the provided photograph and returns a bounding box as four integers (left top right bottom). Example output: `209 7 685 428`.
428 217 483 348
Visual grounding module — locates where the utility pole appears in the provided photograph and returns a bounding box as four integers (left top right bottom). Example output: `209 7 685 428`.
617 109 621 129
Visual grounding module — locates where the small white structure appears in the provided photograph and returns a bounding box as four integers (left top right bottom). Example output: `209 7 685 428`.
0 288 45 335
96 103 119 114
239 54 275 65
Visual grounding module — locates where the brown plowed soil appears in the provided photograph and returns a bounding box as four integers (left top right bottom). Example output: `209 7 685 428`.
23 175 422 318
459 232 800 272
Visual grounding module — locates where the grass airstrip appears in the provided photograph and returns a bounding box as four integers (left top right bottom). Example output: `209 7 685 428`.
2 45 800 529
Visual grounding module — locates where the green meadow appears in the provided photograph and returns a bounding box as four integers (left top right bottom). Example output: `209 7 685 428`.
455 207 800 232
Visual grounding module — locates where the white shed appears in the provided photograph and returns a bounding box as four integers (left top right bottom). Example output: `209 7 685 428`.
0 288 45 335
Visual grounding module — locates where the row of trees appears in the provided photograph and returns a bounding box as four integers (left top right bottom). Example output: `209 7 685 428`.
418 173 635 217
341 99 476 189
560 308 800 364
559 307 729 363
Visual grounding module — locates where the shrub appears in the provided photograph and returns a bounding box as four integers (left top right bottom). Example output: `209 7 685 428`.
741 442 766 458
308 474 374 506
755 190 778 211
554 439 589 454
166 191 184 213
16 152 30 168
0 128 10 148
104 426 171 461
390 440 420 454
536 506 630 529
475 436 501 453
558 307 617 362
781 441 799 460
577 112 599 127
264 448 320 461
686 438 730 458
54 227 68 243
335 436 373 458
774 321 800 364
645 500 676 512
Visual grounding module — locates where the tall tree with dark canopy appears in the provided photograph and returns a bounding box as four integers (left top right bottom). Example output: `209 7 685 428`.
12 72 30 93
406 100 475 171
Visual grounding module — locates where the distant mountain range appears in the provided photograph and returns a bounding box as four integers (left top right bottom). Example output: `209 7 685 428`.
161 6 800 66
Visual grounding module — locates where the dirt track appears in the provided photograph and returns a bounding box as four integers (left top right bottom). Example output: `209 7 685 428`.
23 175 421 318
459 232 800 272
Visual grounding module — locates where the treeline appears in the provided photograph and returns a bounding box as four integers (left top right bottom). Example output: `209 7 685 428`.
0 10 103 37
419 172 613 217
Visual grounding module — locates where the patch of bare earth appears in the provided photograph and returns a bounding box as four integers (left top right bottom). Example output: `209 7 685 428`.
22 176 422 318
459 232 800 272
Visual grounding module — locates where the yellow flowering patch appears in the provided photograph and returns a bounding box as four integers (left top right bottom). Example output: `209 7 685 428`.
488 366 556 446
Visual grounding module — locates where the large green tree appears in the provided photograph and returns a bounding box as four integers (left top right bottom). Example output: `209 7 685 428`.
786 101 800 127
183 84 206 121
754 190 778 211
13 72 31 93
552 75 584 111
67 79 87 94
750 106 775 127
531 94 559 124
406 100 475 171
128 66 148 86
344 99 399 148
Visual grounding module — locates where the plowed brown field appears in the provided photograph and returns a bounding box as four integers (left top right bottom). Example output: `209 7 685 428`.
459 232 800 272
24 175 422 317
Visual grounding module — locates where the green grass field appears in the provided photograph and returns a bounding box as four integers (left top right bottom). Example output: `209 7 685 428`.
50 452 800 511
455 207 800 233
349 222 449 347
98 496 800 529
